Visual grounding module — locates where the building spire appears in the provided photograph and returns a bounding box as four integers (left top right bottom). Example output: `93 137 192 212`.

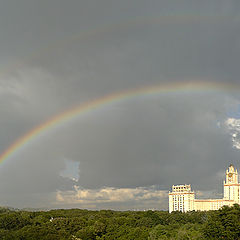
169 164 240 212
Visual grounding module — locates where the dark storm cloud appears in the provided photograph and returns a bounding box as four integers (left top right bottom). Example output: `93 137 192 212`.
0 0 240 209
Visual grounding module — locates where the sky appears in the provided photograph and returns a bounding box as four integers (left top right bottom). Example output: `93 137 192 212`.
0 0 240 210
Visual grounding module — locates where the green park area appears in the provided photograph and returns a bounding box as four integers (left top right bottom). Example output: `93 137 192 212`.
0 204 240 239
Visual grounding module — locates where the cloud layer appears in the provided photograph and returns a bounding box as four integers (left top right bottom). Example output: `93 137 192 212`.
56 186 168 210
0 0 240 209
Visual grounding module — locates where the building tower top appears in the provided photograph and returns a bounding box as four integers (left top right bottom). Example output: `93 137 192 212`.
225 164 238 185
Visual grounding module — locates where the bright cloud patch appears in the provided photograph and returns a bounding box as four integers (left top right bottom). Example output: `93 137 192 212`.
56 186 168 210
225 118 240 149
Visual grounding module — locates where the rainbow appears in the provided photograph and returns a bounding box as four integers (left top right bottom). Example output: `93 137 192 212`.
0 81 238 164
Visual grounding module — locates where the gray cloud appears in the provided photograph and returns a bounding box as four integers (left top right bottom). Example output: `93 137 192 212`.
0 0 240 209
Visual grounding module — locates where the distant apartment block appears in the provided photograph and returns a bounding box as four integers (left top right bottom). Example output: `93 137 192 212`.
169 164 239 212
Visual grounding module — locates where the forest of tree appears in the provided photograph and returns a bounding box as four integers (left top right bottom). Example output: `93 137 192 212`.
0 204 239 239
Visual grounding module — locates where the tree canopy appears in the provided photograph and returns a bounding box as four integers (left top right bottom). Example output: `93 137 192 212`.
0 205 239 239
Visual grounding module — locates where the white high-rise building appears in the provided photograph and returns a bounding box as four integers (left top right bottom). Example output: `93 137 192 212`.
169 164 240 212
224 164 240 202
169 184 195 213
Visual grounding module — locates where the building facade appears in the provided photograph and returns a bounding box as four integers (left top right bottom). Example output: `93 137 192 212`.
169 164 239 212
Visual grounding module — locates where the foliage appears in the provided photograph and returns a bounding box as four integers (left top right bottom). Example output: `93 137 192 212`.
203 204 240 239
0 205 239 239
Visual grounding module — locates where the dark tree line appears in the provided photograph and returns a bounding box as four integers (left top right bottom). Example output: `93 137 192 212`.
0 204 239 239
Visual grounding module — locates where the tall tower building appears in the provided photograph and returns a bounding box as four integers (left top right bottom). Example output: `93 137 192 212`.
169 164 239 212
224 164 240 203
